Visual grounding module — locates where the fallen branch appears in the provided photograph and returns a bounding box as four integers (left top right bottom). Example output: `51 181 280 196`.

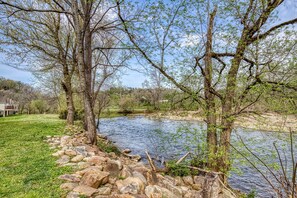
176 152 190 164
186 165 224 175
145 150 157 172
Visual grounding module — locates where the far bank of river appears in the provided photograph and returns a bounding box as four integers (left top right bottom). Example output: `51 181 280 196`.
147 111 297 133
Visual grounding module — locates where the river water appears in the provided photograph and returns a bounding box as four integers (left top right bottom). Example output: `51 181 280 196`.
99 116 296 198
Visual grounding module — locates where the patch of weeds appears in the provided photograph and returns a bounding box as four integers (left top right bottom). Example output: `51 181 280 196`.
97 139 121 155
166 160 191 176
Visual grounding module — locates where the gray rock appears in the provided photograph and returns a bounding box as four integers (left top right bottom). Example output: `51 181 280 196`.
56 155 70 165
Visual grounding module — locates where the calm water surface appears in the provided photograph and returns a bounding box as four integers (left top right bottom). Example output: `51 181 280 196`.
99 116 296 198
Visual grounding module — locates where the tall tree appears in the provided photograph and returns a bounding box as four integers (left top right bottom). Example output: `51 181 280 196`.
0 0 123 144
117 0 297 173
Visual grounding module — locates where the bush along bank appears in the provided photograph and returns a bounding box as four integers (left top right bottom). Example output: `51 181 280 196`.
46 132 237 198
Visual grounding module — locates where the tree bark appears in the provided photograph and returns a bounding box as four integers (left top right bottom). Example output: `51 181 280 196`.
204 7 218 171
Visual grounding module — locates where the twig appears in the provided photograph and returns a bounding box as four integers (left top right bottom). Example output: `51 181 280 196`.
186 165 224 175
176 152 190 164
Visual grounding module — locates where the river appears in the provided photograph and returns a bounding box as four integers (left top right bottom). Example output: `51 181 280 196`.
99 116 296 198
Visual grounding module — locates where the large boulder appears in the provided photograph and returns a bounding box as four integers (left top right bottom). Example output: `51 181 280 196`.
104 159 123 177
116 177 145 194
79 170 109 188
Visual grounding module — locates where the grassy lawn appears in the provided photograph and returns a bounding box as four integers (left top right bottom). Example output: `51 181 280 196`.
0 114 72 198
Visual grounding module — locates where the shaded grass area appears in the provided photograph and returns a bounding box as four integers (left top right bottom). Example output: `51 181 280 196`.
0 114 72 198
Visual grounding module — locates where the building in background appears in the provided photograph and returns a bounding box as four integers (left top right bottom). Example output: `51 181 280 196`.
0 97 18 117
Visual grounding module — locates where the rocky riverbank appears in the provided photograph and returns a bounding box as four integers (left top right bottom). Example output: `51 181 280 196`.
46 132 236 198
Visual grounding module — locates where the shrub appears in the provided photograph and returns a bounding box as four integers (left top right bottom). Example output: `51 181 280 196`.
166 160 191 176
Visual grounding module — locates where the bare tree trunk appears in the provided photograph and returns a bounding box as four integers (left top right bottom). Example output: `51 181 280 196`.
72 0 97 145
61 79 75 125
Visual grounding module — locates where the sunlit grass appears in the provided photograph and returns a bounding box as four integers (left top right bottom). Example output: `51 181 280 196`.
0 114 71 198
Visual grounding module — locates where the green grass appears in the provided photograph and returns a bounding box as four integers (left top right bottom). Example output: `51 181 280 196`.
0 114 72 198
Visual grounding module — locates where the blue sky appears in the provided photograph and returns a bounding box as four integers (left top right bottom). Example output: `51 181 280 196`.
0 0 296 87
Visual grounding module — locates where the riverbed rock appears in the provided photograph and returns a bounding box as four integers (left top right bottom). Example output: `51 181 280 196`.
61 136 71 147
96 186 112 195
65 149 77 156
74 146 88 156
132 171 147 185
77 161 91 169
56 155 70 165
116 177 145 194
184 190 203 198
145 185 179 198
120 165 133 179
71 155 84 162
104 159 123 176
58 174 81 183
79 170 109 188
76 166 103 176
60 182 78 191
52 150 65 157
87 156 107 165
66 191 80 198
161 179 183 197
183 176 194 186
73 185 98 196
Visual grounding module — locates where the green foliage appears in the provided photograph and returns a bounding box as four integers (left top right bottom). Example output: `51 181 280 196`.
97 139 121 155
30 99 48 113
240 190 257 198
166 160 191 176
0 114 72 198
